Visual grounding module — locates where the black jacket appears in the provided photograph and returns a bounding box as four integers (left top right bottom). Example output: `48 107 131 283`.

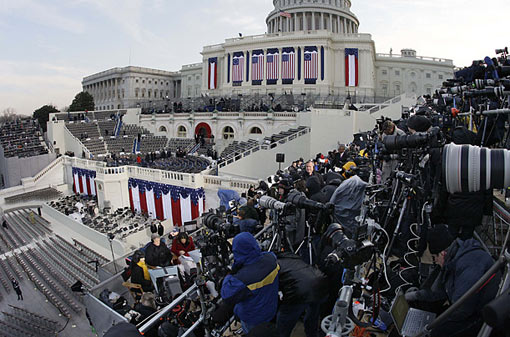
131 264 153 292
144 242 171 267
277 253 328 305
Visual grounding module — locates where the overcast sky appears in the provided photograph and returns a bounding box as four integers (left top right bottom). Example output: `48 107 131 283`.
1 0 508 115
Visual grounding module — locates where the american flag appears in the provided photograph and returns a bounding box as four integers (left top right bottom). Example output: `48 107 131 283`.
304 49 318 80
345 48 359 87
232 54 244 83
279 10 291 18
252 52 264 81
282 50 295 80
266 51 279 81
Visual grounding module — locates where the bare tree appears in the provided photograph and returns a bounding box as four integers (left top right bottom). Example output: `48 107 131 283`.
0 108 18 123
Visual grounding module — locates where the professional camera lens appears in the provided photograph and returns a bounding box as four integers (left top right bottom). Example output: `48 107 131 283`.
202 212 222 231
383 133 429 151
286 191 326 210
443 143 510 193
259 195 287 210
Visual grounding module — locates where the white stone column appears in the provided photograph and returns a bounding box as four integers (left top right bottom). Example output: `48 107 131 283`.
320 12 324 30
312 12 315 30
329 14 333 32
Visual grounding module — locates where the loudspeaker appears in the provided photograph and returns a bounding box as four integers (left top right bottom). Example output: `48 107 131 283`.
276 153 285 163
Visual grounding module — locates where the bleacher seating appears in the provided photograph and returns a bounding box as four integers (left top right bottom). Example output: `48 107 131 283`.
138 134 168 153
0 118 48 158
220 139 259 159
150 156 210 173
167 138 195 153
49 195 158 239
98 120 116 137
1 305 59 337
104 136 135 154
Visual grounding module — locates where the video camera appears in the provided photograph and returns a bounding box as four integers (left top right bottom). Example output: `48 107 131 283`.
322 223 374 269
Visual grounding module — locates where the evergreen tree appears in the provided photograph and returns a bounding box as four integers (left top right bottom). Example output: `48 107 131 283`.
69 91 95 112
33 104 58 132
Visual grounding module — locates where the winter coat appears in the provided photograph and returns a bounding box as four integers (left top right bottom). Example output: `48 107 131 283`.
277 253 328 304
234 217 259 234
329 175 367 238
221 233 280 326
170 237 196 257
413 239 500 337
131 263 153 292
144 242 171 267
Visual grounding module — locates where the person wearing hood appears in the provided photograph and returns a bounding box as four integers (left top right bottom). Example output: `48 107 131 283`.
221 232 280 333
406 225 500 337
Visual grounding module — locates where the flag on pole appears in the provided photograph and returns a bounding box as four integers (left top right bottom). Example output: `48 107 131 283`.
251 50 264 83
304 47 318 82
232 52 244 84
279 10 291 18
345 48 359 87
282 48 295 80
208 57 217 90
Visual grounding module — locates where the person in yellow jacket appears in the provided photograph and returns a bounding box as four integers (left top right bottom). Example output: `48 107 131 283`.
130 250 153 292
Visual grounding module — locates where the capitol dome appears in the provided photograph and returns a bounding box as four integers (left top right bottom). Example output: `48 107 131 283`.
266 0 359 34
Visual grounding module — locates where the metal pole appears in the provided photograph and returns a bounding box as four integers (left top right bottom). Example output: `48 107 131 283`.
108 239 118 274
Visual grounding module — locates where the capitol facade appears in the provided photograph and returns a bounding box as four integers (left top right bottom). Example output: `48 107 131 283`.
83 0 455 110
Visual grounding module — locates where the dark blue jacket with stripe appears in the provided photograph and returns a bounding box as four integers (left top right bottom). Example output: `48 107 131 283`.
221 232 280 326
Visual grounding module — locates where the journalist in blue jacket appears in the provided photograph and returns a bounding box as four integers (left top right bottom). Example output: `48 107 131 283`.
221 232 280 332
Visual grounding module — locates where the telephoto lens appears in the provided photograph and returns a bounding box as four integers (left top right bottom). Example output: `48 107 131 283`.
259 195 287 210
382 133 430 152
443 143 510 193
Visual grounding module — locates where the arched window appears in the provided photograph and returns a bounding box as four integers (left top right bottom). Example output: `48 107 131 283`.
177 126 187 138
250 127 262 134
159 126 167 133
223 126 235 140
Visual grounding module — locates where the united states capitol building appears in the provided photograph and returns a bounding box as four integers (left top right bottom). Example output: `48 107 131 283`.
83 0 454 111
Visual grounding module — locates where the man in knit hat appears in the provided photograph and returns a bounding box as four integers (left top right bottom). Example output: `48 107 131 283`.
406 225 500 337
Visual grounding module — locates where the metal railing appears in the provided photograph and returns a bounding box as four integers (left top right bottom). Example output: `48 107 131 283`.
217 127 310 168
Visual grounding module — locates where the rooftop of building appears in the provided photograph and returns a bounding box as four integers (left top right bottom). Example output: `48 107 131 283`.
82 66 180 84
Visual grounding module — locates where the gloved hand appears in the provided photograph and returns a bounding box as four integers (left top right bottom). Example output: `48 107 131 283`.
404 287 420 302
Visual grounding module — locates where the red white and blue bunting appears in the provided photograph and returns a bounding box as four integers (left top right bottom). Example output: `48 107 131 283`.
128 178 205 226
72 167 97 197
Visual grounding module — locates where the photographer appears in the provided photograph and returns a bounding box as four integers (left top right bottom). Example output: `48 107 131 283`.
233 208 259 234
276 252 328 337
381 120 405 182
221 232 280 333
277 180 307 250
406 225 501 337
434 127 492 240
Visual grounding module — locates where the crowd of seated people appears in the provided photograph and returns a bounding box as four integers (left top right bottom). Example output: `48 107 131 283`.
129 230 198 292
105 150 211 174
0 118 48 158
